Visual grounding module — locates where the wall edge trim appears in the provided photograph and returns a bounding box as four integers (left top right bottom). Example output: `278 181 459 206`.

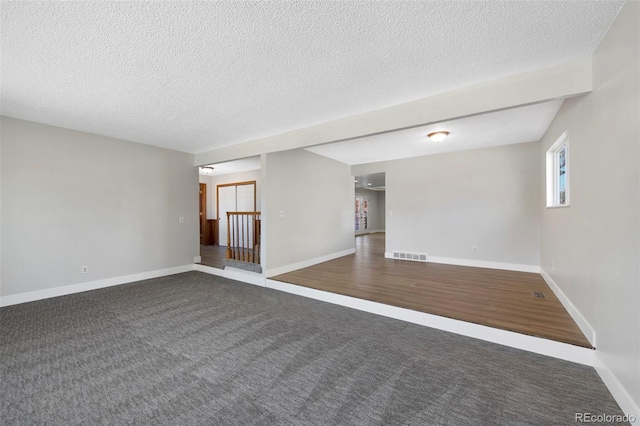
384 253 540 273
594 353 640 424
540 268 596 347
0 265 195 307
266 248 356 278
194 263 266 287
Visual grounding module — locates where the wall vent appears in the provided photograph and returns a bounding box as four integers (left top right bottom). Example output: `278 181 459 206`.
392 251 428 263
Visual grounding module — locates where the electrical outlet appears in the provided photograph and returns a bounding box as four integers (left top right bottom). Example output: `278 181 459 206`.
179 216 184 224
472 247 477 253
81 266 88 274
551 262 555 271
279 210 285 218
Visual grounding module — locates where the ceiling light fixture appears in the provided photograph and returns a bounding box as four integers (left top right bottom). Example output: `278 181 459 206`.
428 131 449 143
200 166 215 174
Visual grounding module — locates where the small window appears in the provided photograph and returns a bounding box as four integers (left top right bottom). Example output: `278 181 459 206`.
546 132 570 207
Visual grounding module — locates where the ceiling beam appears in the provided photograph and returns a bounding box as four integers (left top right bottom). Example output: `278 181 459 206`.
195 56 591 166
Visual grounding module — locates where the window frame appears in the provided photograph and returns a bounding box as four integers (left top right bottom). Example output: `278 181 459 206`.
546 131 570 208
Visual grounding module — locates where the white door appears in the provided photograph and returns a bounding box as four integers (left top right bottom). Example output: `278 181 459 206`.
217 183 256 247
236 184 254 211
218 186 236 247
236 184 255 248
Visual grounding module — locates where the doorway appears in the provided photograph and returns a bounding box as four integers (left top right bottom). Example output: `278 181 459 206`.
199 183 207 245
199 183 215 246
354 172 386 256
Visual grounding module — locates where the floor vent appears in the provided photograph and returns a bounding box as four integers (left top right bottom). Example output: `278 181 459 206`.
532 291 546 299
392 252 428 262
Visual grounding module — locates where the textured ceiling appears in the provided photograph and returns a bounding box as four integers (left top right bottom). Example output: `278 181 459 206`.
306 100 564 165
1 1 623 154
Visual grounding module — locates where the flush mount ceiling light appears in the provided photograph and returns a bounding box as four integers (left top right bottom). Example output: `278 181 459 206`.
200 165 215 174
427 131 449 143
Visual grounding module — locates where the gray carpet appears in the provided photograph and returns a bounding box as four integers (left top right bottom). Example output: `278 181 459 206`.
0 271 624 425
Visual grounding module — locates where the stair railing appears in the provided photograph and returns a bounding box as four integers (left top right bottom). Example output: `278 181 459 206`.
226 212 261 264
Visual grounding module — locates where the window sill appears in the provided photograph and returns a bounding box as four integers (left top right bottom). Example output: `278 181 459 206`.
546 204 570 209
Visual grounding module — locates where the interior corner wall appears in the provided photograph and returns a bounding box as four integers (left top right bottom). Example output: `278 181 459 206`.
539 1 639 412
264 149 354 271
0 116 199 298
386 142 541 268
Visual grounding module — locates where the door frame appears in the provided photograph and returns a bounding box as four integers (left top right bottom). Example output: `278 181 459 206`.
216 180 257 245
199 183 207 245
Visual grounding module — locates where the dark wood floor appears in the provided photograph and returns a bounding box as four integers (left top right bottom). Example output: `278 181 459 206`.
272 233 592 348
200 245 226 269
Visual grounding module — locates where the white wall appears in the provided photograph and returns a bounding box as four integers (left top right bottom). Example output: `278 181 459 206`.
265 149 354 272
0 117 199 298
540 1 639 414
377 191 386 231
380 142 541 269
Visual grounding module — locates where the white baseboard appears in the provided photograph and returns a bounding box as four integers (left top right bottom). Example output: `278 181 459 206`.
428 256 540 273
540 268 596 347
384 252 540 273
265 279 595 366
0 265 195 307
266 248 356 278
194 263 266 287
355 229 384 236
594 353 640 424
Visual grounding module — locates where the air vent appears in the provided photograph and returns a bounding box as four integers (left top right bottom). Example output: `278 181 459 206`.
392 251 428 263
532 291 546 299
